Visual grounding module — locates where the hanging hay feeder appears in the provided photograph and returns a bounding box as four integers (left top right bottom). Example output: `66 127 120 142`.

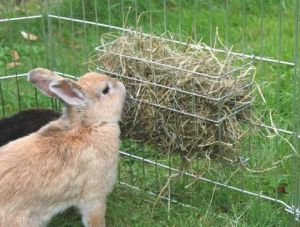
92 32 255 162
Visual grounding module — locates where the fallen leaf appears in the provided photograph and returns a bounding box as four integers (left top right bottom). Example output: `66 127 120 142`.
20 31 38 41
60 35 80 49
74 30 83 35
69 41 80 49
11 50 20 61
6 62 22 68
277 185 287 194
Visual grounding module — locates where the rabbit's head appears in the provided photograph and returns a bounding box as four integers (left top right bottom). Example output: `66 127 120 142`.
28 68 126 125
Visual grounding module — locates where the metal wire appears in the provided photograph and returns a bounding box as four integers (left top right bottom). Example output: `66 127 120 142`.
119 150 300 217
0 15 42 22
48 14 296 66
96 67 252 123
0 0 299 222
6 2 22 112
0 80 5 118
292 0 300 223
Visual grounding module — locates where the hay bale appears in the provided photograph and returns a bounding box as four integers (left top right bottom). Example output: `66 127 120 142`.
94 32 254 161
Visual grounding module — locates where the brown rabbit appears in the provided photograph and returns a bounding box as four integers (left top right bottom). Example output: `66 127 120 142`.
0 68 126 227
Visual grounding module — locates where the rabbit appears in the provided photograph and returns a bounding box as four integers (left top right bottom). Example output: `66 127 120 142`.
0 68 126 227
0 108 61 147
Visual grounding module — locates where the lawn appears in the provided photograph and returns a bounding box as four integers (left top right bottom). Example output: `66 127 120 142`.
0 0 299 226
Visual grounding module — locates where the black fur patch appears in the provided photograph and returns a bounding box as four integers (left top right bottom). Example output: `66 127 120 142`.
0 109 61 147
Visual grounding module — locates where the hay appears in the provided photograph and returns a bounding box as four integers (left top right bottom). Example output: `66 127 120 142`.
93 32 254 162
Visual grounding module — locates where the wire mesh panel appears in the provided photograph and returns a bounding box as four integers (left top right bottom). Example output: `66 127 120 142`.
0 0 300 226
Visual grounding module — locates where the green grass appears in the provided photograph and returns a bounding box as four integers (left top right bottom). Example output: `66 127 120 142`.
47 182 290 227
0 0 299 226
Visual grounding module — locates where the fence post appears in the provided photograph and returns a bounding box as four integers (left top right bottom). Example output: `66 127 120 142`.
292 0 300 225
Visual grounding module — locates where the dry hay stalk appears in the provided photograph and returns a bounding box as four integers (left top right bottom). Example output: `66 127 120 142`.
94 32 254 162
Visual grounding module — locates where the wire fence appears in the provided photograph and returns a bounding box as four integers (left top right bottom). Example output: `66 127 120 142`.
0 0 300 224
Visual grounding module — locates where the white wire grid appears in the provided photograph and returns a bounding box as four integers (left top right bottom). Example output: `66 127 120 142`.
0 0 300 222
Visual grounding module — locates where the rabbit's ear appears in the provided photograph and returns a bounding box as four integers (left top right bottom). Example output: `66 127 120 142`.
28 68 64 97
49 80 85 106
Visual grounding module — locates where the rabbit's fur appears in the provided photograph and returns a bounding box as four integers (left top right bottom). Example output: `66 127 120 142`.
0 109 61 147
0 68 126 227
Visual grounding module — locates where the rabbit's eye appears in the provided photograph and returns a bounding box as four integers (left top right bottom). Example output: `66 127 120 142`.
102 85 110 95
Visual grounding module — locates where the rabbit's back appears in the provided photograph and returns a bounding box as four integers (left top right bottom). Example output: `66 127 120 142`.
0 131 78 208
0 122 119 215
